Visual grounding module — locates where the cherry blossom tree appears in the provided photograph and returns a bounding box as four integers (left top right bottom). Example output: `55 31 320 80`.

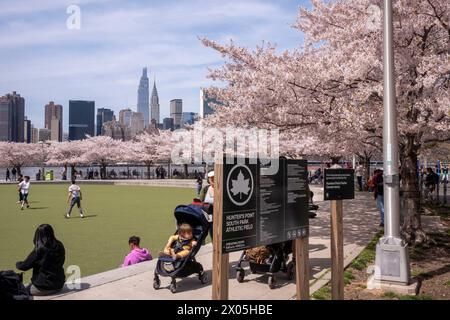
201 0 450 242
46 140 88 179
80 136 124 179
0 142 40 176
129 130 173 179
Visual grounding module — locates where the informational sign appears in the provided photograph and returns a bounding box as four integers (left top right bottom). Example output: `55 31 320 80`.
222 157 309 253
324 169 355 201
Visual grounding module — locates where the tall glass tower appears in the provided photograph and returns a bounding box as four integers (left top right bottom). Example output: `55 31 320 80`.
137 67 150 128
150 79 160 124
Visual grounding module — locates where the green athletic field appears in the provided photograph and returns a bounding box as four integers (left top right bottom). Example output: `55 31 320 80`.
0 184 196 283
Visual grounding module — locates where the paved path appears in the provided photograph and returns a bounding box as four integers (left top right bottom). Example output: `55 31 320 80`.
37 188 381 300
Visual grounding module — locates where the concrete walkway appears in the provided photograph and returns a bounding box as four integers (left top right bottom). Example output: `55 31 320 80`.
36 188 381 300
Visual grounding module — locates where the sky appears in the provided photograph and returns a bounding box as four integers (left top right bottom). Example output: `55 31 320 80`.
0 0 310 131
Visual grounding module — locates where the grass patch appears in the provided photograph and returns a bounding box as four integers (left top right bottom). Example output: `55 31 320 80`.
349 230 383 271
344 270 355 285
0 184 195 283
444 280 450 286
312 285 331 300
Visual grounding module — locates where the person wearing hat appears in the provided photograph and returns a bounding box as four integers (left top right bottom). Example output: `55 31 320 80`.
200 171 215 241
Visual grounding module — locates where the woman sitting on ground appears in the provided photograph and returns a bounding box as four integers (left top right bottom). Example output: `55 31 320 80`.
16 224 66 296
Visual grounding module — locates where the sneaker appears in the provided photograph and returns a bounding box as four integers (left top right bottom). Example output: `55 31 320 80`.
26 205 30 209
80 214 84 219
65 214 70 219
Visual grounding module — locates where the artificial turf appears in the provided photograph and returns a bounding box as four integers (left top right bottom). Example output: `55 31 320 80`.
0 184 196 283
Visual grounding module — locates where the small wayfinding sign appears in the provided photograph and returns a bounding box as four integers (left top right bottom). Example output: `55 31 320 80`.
222 157 309 253
324 169 355 201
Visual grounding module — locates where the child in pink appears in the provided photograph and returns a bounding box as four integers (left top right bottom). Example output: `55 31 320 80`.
122 236 152 267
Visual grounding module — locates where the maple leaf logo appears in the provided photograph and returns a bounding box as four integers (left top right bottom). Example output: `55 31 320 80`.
230 170 251 200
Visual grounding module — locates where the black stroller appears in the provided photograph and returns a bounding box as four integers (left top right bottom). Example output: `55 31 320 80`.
153 204 210 293
235 241 294 289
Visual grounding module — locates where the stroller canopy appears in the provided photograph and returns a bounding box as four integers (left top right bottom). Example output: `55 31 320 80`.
174 204 210 230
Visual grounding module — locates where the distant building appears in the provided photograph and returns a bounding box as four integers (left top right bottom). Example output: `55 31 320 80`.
31 126 39 143
181 112 198 128
44 101 63 142
69 100 95 140
130 112 145 137
102 120 126 141
0 91 25 142
24 117 32 143
137 67 150 128
170 99 183 128
163 117 174 131
50 118 61 142
119 108 132 127
199 88 215 119
150 79 160 124
38 128 51 142
97 108 114 135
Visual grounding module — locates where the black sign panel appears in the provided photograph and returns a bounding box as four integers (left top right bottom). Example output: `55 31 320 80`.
324 169 355 201
222 157 309 253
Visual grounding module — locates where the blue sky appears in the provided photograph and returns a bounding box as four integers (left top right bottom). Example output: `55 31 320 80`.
0 0 310 131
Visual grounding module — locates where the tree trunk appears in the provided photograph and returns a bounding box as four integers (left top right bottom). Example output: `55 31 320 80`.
147 164 151 179
400 148 427 244
101 164 107 180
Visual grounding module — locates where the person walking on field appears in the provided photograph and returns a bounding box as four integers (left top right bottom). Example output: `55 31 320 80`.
6 168 11 182
66 179 84 219
18 176 31 210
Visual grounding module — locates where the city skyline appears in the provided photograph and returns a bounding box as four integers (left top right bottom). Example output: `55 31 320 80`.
0 0 307 132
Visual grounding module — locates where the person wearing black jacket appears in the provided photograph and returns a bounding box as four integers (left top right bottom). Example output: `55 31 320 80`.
16 224 66 296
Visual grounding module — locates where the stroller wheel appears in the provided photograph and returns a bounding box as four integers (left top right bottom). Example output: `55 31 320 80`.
199 271 208 284
170 279 177 293
268 275 276 289
236 269 245 283
153 278 160 290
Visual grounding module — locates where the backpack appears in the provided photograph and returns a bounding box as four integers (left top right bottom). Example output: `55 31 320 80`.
0 270 30 300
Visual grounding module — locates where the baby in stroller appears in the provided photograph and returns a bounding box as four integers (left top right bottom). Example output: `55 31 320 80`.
160 223 198 263
153 204 209 293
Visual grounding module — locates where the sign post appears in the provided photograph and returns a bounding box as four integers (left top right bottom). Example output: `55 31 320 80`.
324 169 355 300
212 162 229 300
295 236 310 300
212 157 310 300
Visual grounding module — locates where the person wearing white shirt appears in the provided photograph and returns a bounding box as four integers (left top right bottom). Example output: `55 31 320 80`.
18 176 31 210
66 179 84 219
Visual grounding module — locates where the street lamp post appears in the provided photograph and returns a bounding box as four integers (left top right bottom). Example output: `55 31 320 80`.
372 0 411 286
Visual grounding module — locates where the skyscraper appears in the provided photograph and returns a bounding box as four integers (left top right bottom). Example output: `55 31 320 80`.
69 100 95 140
44 101 63 142
31 126 39 143
96 108 114 135
163 117 174 131
24 117 31 143
170 99 183 129
137 67 150 128
199 88 215 119
150 79 160 124
0 92 25 142
50 118 61 142
119 108 133 127
181 112 198 128
130 112 145 137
